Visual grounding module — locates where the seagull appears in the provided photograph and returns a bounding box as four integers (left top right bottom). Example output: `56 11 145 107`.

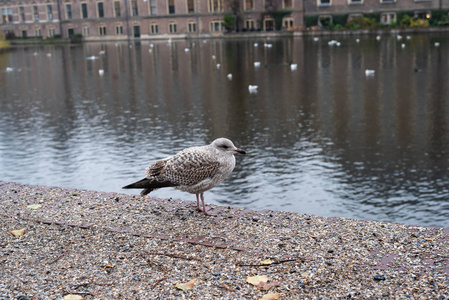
123 138 246 216
98 69 104 75
248 85 258 93
290 64 297 71
365 69 375 76
227 73 233 80
254 62 261 68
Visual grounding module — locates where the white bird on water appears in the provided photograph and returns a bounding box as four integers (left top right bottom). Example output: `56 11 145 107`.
248 85 258 93
123 138 246 216
290 64 297 71
98 69 104 76
227 73 233 80
365 69 375 76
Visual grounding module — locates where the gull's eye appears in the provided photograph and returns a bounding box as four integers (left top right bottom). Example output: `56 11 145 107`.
222 145 229 149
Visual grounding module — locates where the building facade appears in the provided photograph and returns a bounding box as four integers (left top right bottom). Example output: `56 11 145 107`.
0 0 304 40
305 0 449 27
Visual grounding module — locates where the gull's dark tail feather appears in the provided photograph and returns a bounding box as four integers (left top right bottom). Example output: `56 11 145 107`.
122 178 177 196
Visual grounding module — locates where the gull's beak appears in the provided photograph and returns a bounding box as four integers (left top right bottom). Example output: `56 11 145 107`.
234 148 246 155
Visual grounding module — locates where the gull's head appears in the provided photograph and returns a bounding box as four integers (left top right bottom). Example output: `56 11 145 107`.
211 138 246 155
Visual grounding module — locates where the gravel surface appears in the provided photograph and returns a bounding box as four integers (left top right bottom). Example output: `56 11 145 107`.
1 181 448 299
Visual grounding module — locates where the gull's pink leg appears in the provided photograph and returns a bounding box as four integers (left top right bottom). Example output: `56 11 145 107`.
196 194 201 211
200 193 217 216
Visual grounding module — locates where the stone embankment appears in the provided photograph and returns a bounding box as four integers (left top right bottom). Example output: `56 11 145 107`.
0 181 448 299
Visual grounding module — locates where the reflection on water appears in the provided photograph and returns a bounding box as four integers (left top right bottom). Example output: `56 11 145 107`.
1 34 449 227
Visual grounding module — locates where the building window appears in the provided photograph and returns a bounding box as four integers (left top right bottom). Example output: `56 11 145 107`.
349 0 363 4
380 12 396 24
244 19 255 30
210 21 222 32
99 26 106 35
48 28 55 37
22 30 27 38
169 23 177 33
149 0 157 15
33 6 39 21
116 25 123 34
35 28 41 37
114 1 121 17
245 0 254 10
209 0 221 12
81 3 88 19
188 22 197 32
65 4 72 20
98 2 104 18
318 0 331 6
415 11 431 19
283 17 294 29
380 0 395 3
131 0 138 16
2 8 13 23
68 28 74 37
7 8 12 23
47 5 53 20
20 7 25 22
83 26 90 36
1 9 6 23
150 23 158 34
264 18 275 31
187 0 194 13
284 0 293 8
168 0 175 14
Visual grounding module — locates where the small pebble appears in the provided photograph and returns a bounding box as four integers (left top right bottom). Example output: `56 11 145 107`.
373 274 386 281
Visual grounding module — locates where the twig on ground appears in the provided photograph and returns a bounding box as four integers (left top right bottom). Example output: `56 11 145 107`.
151 276 168 289
47 252 65 265
236 259 297 267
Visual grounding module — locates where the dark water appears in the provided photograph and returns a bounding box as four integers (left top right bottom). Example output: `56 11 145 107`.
1 33 448 227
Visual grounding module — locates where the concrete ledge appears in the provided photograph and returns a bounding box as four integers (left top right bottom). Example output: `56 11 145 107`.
0 181 448 298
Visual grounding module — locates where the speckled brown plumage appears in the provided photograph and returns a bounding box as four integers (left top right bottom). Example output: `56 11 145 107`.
123 138 246 215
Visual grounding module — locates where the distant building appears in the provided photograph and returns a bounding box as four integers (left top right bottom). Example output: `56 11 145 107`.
304 0 449 28
0 0 304 40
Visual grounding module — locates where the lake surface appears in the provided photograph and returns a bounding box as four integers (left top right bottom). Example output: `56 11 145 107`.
1 33 449 227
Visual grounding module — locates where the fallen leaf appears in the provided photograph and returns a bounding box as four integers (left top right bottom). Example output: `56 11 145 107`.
63 295 83 300
10 228 26 237
105 264 114 268
261 293 281 300
261 259 274 265
176 279 195 291
246 275 268 286
27 204 43 210
424 238 433 241
260 280 281 291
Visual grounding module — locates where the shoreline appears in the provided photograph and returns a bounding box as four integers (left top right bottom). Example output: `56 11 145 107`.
1 180 448 298
5 26 449 46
